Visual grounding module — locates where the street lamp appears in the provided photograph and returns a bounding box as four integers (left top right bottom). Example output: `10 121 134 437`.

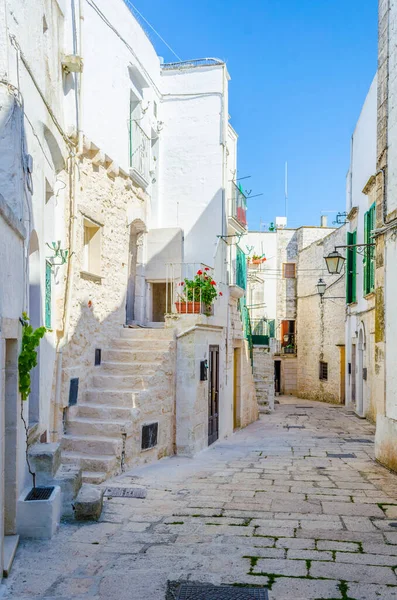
316 278 327 299
324 250 345 275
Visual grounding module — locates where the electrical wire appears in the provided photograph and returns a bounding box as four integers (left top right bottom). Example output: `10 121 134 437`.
123 0 182 61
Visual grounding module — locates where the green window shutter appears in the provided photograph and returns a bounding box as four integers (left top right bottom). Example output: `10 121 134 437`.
363 211 369 296
346 231 357 304
369 204 375 292
351 230 357 303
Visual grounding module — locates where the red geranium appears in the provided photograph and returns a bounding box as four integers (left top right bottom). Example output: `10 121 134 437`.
219 292 223 296
210 280 216 285
205 267 210 271
197 270 203 275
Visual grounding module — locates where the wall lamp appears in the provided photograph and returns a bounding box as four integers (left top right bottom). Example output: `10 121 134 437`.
324 242 375 275
316 278 345 303
46 241 70 266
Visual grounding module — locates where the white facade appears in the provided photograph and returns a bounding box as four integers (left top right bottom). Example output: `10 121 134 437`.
0 0 258 569
345 75 377 418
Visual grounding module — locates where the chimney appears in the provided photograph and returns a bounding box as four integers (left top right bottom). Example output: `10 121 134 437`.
321 215 328 228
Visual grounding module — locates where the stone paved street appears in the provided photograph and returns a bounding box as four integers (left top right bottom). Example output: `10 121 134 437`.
4 397 397 599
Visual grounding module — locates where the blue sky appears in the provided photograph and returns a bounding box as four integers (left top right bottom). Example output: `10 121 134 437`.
131 0 378 230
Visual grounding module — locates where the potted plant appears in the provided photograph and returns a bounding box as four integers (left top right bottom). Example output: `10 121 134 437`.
250 254 266 265
175 268 222 315
17 313 62 538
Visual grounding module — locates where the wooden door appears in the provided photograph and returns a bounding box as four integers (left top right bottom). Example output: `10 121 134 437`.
208 345 219 445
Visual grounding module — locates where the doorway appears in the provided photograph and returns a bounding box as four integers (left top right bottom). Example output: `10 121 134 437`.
351 344 356 405
126 221 145 325
357 331 364 415
233 348 241 429
208 345 219 445
151 282 172 322
28 232 41 425
274 360 281 395
4 339 19 538
339 345 346 404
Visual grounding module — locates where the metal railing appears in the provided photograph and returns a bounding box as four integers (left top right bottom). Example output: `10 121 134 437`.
129 119 150 184
165 263 222 316
230 182 247 228
251 319 270 346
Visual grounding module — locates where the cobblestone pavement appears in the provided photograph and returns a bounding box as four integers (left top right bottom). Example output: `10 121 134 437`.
4 397 397 599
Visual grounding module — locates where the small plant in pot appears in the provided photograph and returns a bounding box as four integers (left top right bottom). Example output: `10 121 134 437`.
18 313 48 498
175 268 223 316
250 254 266 265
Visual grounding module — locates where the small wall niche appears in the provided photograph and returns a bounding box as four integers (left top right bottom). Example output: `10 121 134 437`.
141 423 158 450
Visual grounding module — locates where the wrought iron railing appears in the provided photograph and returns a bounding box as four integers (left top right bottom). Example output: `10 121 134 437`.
250 319 270 346
165 262 224 316
230 182 247 228
129 119 150 185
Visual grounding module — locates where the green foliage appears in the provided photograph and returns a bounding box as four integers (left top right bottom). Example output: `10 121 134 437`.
18 312 47 401
178 269 221 307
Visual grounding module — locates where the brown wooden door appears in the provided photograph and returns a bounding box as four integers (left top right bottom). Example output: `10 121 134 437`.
208 345 219 445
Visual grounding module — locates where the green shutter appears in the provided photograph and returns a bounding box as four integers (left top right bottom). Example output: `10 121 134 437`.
363 211 369 295
369 204 375 292
363 204 375 295
346 231 357 304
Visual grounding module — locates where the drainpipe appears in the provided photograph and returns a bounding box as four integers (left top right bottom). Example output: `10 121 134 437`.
52 0 83 440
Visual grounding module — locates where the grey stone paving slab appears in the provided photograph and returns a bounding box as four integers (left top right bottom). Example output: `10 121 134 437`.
4 396 397 599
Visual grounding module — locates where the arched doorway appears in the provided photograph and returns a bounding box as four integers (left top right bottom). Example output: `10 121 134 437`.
126 220 145 325
357 328 365 416
28 231 41 425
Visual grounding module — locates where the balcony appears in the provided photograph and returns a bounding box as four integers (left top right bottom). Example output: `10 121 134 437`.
228 182 247 233
129 120 150 188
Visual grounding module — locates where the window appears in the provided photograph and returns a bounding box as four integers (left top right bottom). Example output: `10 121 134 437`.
83 218 101 276
319 361 328 381
346 230 357 304
363 203 375 295
283 263 296 278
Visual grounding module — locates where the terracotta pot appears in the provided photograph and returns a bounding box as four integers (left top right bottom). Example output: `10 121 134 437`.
175 301 202 314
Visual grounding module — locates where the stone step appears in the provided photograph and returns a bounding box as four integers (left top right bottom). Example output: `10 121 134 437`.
111 338 173 351
69 403 135 421
74 483 104 521
120 328 174 340
91 373 155 390
61 435 122 456
100 361 161 374
62 450 119 473
66 417 133 438
82 470 108 485
85 389 138 407
102 349 168 363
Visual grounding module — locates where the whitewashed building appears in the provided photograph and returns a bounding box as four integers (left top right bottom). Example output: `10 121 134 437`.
345 76 377 419
0 0 258 569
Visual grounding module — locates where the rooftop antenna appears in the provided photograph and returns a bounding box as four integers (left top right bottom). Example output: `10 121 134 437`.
285 161 288 220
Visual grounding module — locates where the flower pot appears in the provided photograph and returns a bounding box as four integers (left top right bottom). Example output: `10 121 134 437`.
17 485 61 539
175 301 202 314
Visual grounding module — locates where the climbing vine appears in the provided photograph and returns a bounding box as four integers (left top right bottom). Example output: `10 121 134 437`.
18 312 47 401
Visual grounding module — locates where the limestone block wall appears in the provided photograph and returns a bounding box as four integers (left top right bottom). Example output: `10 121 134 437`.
253 346 275 411
57 153 148 433
281 356 298 396
296 227 346 403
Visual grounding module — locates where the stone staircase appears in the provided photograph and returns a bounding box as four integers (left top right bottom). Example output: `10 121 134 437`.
61 327 175 484
253 346 275 414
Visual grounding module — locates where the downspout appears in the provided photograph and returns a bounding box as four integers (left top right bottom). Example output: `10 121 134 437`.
52 0 83 440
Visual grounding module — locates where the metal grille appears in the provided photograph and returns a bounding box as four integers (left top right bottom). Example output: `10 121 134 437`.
319 361 328 381
176 584 268 599
327 453 356 459
142 422 158 450
104 487 146 499
25 487 54 501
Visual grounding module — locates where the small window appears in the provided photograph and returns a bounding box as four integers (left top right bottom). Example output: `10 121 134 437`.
142 422 158 450
319 361 328 381
283 263 296 278
83 218 101 276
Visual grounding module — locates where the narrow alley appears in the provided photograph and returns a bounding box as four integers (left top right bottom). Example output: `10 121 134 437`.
3 398 397 600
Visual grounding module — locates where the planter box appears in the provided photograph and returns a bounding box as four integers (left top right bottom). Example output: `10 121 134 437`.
17 485 61 539
175 301 202 314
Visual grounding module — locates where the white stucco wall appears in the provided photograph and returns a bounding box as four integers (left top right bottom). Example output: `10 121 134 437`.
160 65 227 267
245 231 277 321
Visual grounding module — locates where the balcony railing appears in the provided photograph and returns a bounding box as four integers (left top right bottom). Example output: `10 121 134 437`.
230 182 247 229
129 119 150 187
165 262 223 316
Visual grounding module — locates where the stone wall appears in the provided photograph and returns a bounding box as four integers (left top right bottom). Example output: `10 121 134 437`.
253 346 275 412
56 152 147 434
296 226 346 403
